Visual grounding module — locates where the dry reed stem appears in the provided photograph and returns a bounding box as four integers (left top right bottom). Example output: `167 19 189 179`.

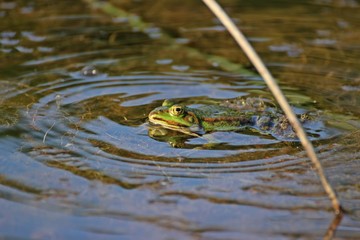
202 0 342 215
324 213 343 240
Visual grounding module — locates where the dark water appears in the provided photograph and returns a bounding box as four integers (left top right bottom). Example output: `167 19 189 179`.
1 0 360 239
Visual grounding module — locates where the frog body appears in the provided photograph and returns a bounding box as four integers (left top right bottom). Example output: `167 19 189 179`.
148 98 301 139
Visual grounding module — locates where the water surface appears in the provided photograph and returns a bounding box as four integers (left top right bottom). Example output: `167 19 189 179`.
1 0 360 239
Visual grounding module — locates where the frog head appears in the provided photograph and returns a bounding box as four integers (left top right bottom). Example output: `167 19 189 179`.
148 100 202 136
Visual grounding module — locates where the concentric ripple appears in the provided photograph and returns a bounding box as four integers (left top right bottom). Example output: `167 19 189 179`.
16 66 339 179
15 66 344 215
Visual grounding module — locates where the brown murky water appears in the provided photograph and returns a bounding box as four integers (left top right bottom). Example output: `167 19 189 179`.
1 0 360 239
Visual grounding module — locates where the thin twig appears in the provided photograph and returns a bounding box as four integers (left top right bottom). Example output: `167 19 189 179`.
43 121 56 143
202 0 342 215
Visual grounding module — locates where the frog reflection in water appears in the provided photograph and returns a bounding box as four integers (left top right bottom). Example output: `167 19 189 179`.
148 98 316 144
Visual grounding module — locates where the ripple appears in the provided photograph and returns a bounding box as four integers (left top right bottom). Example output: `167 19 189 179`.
21 31 46 42
11 67 338 186
0 38 19 46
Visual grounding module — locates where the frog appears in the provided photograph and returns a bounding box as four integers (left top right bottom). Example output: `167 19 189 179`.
148 98 310 140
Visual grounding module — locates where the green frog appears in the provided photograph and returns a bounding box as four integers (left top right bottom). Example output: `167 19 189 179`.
148 98 310 140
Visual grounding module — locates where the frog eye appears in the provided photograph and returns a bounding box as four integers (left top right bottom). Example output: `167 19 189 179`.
169 105 184 116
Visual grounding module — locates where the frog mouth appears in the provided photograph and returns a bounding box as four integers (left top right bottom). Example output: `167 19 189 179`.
148 115 200 137
149 116 189 128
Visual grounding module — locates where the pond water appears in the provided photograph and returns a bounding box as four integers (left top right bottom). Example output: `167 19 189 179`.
1 0 360 239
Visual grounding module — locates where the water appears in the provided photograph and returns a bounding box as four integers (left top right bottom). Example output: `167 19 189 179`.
1 0 360 239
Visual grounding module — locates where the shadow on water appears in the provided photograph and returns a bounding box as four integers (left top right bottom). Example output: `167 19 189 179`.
0 0 360 239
